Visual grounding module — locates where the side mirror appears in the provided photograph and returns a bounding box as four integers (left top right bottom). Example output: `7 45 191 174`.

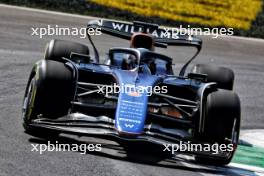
70 52 91 63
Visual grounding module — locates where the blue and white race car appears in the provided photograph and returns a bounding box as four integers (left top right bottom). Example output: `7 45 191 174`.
22 20 241 165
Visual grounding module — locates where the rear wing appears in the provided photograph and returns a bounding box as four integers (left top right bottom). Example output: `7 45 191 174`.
87 19 202 49
87 19 202 76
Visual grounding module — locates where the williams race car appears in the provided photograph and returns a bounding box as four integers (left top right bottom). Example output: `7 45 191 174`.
22 20 241 165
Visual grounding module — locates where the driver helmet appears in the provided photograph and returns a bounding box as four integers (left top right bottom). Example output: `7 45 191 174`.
130 33 154 51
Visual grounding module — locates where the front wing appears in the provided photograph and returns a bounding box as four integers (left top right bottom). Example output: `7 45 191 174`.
29 113 231 159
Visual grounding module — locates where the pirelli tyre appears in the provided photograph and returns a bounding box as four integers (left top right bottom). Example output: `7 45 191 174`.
192 64 235 90
44 39 89 61
196 89 241 165
22 60 75 134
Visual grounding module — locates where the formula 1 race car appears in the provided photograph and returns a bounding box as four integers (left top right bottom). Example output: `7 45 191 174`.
22 20 241 165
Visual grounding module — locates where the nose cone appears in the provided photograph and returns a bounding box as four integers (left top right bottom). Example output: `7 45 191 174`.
113 69 160 135
115 94 148 135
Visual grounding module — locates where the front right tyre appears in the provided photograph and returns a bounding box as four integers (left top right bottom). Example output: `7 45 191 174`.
44 39 89 61
22 60 75 134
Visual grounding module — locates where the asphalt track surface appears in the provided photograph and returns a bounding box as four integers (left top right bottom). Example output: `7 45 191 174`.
0 4 264 176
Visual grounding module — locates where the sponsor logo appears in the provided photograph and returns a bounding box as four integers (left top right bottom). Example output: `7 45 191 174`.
111 22 179 39
124 123 134 128
127 91 142 97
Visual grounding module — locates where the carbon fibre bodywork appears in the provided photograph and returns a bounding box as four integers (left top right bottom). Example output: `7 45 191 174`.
29 47 215 144
25 20 239 162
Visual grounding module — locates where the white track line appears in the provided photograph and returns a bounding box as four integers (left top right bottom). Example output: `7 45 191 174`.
1 3 264 43
240 129 264 147
177 129 264 176
179 157 264 176
229 163 264 174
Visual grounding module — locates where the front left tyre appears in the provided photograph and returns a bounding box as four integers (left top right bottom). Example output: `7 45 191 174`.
195 89 241 165
192 64 234 90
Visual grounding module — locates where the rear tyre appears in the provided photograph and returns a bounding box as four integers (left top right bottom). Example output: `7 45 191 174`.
192 64 234 90
196 89 241 165
22 60 75 135
44 39 89 61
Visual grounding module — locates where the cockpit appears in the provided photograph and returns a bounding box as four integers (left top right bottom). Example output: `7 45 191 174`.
104 32 173 75
107 48 173 75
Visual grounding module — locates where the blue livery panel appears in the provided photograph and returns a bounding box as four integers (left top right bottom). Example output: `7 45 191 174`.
113 69 160 134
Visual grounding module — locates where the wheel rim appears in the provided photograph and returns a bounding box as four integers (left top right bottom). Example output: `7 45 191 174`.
226 118 239 159
22 77 37 122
